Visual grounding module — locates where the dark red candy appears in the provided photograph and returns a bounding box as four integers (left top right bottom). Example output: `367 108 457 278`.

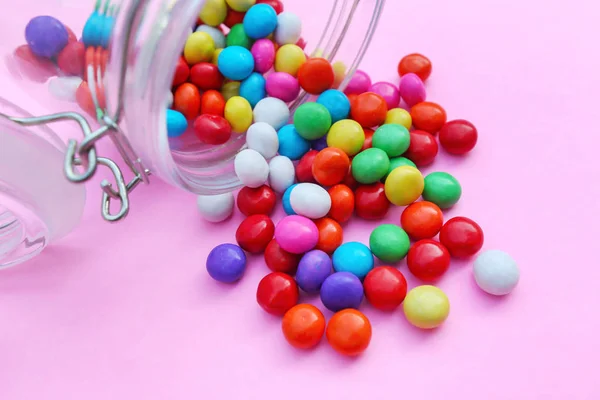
342 166 359 190
439 217 484 258
190 62 224 91
235 214 275 253
223 9 246 27
56 41 85 76
355 183 390 220
264 239 301 274
403 130 438 166
256 0 284 13
193 114 232 145
439 119 478 155
172 56 190 87
256 272 299 316
237 185 276 216
295 149 318 183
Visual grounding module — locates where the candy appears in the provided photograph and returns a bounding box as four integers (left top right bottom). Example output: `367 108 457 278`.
410 101 447 134
193 114 232 144
320 272 364 311
195 25 227 48
293 103 333 140
265 239 301 274
257 0 284 13
25 16 69 58
351 148 390 184
221 80 240 100
235 214 275 253
184 32 215 64
196 192 235 222
295 150 318 183
277 124 311 160
268 155 295 193
200 0 228 26
56 41 85 76
212 48 223 65
326 309 372 356
371 124 411 158
295 250 333 292
398 53 432 82
473 250 520 296
190 62 225 90
275 12 301 45
226 24 253 48
384 166 424 206
237 185 276 216
407 240 451 281
369 81 400 109
48 77 81 102
404 285 449 329
326 119 365 156
240 72 267 107
369 224 410 263
344 70 371 95
439 217 484 258
200 89 226 116
234 149 269 188
217 46 255 80
243 4 278 39
314 218 343 254
401 201 444 240
289 183 331 219
355 182 389 220
206 243 247 283
312 148 350 186
246 122 279 159
361 128 374 151
224 96 253 133
274 44 306 76
282 304 326 349
403 130 438 166
327 184 354 223
439 119 478 155
399 73 426 107
173 83 201 120
281 183 297 215
385 108 412 129
364 266 408 311
82 12 103 47
311 137 328 151
226 0 256 12
351 92 388 128
332 242 374 279
332 60 346 88
12 45 57 83
422 171 462 209
316 89 351 123
253 97 290 130
251 39 275 73
166 109 188 138
298 58 335 94
223 8 246 27
275 215 319 254
265 72 300 102
385 156 416 179
256 272 299 315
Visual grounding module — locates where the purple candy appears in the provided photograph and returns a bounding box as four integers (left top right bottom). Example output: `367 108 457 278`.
320 271 364 312
369 81 401 109
266 72 300 102
399 73 426 107
25 16 69 59
206 243 247 283
311 136 328 151
251 39 275 73
344 69 371 95
296 250 332 293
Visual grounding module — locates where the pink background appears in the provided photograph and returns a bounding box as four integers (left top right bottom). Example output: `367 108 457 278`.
1 0 600 399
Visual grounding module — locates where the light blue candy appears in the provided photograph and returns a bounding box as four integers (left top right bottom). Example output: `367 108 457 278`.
332 242 375 280
282 184 298 215
99 16 115 48
217 46 255 81
166 109 188 138
243 4 278 39
240 73 266 108
82 12 104 48
317 89 351 123
277 124 310 160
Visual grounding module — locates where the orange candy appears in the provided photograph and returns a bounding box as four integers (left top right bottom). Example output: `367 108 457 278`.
326 309 372 356
410 101 447 134
350 92 388 128
312 147 351 186
298 58 334 95
282 304 326 350
398 53 432 82
401 201 444 240
173 83 201 120
361 128 374 151
327 184 355 223
76 80 105 118
200 89 226 116
314 217 343 254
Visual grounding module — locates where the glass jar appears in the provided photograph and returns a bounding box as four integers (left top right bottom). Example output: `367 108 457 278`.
0 0 384 267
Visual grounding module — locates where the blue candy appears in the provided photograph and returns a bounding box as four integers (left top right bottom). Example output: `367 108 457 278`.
82 12 104 48
332 242 374 280
217 46 255 81
99 16 115 48
166 109 188 138
282 184 298 215
240 73 266 108
317 89 351 123
311 136 328 151
243 4 278 39
277 124 310 160
25 16 69 58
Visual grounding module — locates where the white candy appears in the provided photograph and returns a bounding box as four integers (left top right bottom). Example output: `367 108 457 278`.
195 25 226 49
275 12 302 45
234 149 269 188
289 183 331 219
196 192 234 222
253 97 290 130
166 91 174 108
473 250 520 296
246 122 279 159
268 156 295 193
48 76 83 102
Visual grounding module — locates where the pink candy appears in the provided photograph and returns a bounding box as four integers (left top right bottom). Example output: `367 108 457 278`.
369 81 400 109
251 39 275 74
399 73 426 107
274 215 319 254
344 69 371 95
266 72 300 102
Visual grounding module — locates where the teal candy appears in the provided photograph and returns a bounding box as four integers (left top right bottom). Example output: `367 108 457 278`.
332 242 375 280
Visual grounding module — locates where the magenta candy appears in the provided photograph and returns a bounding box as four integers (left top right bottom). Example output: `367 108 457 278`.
251 39 275 74
274 215 319 254
399 73 426 107
369 81 400 109
266 72 300 102
344 69 371 95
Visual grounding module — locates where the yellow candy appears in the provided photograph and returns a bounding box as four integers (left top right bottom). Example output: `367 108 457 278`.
403 285 450 329
225 0 256 12
184 32 215 65
225 96 253 133
326 119 365 156
199 0 228 26
332 61 346 89
221 81 241 101
384 166 424 205
385 108 412 129
275 44 307 77
212 48 223 65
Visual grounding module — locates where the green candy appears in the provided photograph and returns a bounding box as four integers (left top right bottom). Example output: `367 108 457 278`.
352 148 390 184
369 224 411 263
227 24 253 49
384 156 417 180
293 103 332 140
422 171 462 209
372 124 411 158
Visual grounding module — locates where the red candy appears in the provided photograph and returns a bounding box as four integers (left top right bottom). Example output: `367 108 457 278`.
361 128 374 151
342 167 359 190
173 83 201 120
235 214 275 253
190 62 224 90
355 183 389 220
172 56 190 86
312 147 350 186
257 0 284 13
56 41 85 76
282 304 325 349
295 150 318 183
65 25 78 43
398 53 432 82
439 217 484 258
193 114 232 145
298 58 334 95
314 218 343 254
407 239 450 282
400 201 444 240
403 130 438 166
237 185 276 216
439 119 478 155
13 44 57 83
350 92 388 128
256 272 299 316
200 89 226 116
264 239 301 274
410 101 447 134
327 184 355 223
363 266 408 311
223 9 246 27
